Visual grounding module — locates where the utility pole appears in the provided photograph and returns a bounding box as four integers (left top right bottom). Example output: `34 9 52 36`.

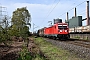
0 5 6 17
33 23 39 34
33 23 35 34
0 5 6 25
0 5 10 42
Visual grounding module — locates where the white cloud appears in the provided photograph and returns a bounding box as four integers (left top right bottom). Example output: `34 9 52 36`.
2 0 88 32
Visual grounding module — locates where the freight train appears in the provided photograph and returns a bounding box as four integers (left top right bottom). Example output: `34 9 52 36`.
37 18 70 39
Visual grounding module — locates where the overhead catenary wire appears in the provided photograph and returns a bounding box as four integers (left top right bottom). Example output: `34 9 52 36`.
40 0 61 26
59 0 86 17
34 0 88 31
79 9 86 15
79 10 90 18
53 1 78 20
34 0 56 27
46 0 60 19
42 0 57 24
46 0 57 16
33 0 58 30
41 0 86 28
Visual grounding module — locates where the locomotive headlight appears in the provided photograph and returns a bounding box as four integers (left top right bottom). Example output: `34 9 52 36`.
60 30 62 32
65 30 67 32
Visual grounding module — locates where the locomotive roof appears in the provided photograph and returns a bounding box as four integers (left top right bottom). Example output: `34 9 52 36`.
38 23 68 30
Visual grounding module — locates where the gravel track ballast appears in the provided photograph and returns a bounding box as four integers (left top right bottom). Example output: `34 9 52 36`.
44 39 90 60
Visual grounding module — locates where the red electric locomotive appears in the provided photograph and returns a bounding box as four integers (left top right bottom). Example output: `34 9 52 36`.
44 18 70 39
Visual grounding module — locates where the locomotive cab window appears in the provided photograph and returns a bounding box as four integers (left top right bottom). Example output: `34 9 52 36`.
58 25 67 29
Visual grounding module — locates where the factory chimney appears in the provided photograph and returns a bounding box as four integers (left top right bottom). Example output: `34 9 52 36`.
66 12 69 20
74 7 76 17
86 1 89 25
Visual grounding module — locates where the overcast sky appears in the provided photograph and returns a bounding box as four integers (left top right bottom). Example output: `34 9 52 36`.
0 0 89 32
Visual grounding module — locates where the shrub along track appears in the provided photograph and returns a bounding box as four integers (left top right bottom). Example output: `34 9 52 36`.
0 37 46 60
44 38 90 60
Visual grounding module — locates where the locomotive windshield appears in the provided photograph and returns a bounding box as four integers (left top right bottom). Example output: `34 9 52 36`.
58 25 67 29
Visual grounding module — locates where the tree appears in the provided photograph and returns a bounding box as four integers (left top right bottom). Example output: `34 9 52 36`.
12 7 31 26
11 7 31 37
0 15 10 45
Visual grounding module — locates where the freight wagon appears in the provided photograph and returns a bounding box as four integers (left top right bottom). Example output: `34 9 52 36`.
69 25 90 33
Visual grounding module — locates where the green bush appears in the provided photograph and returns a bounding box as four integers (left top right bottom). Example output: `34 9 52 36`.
17 46 32 60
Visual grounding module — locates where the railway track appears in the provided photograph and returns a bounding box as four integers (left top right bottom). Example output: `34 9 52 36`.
44 38 90 60
61 39 90 48
45 38 90 48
